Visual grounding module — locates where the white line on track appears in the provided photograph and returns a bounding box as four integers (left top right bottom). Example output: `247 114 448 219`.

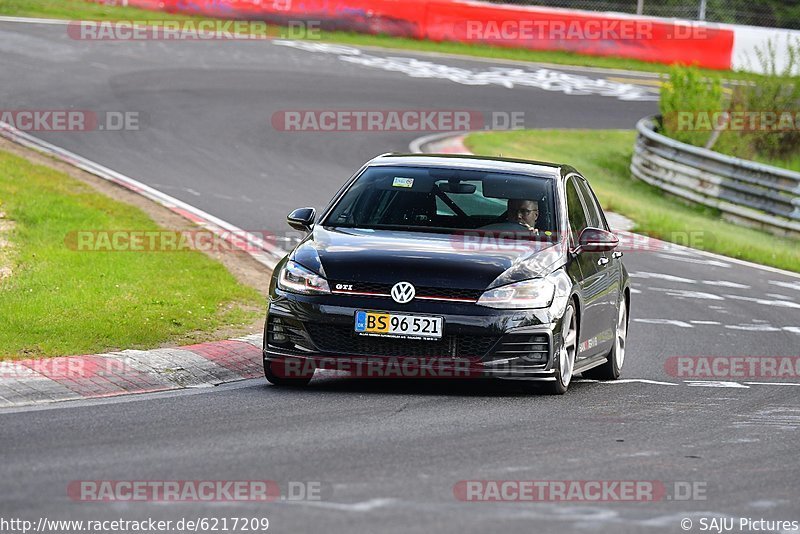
686 381 750 388
724 294 800 308
725 324 782 332
0 15 71 25
649 288 725 300
701 280 750 289
655 253 731 268
634 318 694 328
629 271 696 284
284 498 397 512
770 280 800 291
745 382 800 386
635 317 799 333
596 379 678 386
587 379 800 390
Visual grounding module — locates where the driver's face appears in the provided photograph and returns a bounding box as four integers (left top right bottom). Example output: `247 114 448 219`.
507 200 539 227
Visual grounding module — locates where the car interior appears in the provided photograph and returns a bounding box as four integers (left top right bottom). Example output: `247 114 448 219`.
326 166 558 235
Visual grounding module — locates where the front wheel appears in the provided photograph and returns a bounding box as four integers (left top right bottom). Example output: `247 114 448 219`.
584 299 627 381
542 302 577 395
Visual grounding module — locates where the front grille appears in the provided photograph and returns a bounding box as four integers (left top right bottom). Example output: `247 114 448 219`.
417 287 483 300
331 281 481 301
306 323 499 359
489 333 550 363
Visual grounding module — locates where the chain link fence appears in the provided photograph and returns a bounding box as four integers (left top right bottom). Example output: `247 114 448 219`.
481 1 800 30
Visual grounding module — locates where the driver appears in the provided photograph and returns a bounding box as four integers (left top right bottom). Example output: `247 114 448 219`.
482 198 540 232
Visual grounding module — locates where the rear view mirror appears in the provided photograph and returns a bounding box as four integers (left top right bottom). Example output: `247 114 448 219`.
578 227 619 253
287 207 316 231
438 182 477 194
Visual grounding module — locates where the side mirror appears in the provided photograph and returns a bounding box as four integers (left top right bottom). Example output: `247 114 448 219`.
578 227 619 253
287 207 316 232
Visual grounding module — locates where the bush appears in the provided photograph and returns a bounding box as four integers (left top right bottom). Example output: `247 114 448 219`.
659 38 800 171
659 64 725 147
738 37 800 160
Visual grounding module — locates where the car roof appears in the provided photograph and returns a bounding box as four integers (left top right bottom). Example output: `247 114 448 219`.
367 153 571 180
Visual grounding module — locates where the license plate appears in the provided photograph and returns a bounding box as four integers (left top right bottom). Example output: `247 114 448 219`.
354 310 444 340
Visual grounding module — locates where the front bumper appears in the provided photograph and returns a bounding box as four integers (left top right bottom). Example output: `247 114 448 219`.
263 290 565 381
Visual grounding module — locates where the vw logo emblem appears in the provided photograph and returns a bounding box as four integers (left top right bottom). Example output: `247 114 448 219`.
391 281 415 304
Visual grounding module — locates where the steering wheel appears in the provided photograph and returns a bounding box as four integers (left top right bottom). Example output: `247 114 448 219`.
481 220 537 232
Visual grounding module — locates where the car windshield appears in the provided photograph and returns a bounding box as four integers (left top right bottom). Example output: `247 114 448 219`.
323 165 558 236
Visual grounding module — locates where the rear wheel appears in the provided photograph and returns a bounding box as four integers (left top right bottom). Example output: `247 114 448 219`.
542 302 577 395
263 358 314 387
584 299 627 380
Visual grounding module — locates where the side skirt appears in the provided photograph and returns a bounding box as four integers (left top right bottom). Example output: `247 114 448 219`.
574 354 609 374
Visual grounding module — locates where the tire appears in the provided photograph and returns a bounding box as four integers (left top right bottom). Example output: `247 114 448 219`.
583 298 627 381
263 358 314 387
542 301 578 395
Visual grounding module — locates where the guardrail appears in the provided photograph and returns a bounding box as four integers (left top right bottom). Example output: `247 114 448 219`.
631 116 800 239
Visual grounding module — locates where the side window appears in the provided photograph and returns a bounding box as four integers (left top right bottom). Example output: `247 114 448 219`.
576 178 607 230
565 177 589 243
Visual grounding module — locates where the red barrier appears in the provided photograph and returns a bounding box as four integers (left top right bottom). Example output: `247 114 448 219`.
424 2 733 70
92 0 734 69
120 0 427 37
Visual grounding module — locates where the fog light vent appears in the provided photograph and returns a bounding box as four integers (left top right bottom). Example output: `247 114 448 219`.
268 317 290 346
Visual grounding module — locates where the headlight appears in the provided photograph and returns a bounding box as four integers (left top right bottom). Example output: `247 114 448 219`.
476 279 555 309
278 261 330 295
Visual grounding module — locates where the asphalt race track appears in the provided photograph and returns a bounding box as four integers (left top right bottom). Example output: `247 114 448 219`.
1 19 799 533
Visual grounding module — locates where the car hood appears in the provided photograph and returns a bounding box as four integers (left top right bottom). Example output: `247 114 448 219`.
290 226 567 290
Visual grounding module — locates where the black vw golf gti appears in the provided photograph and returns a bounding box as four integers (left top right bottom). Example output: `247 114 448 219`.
264 154 630 394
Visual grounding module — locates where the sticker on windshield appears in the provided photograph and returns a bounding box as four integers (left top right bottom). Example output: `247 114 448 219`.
392 177 414 188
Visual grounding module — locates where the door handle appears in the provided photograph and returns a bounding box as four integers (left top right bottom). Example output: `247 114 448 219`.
612 251 623 259
597 257 609 266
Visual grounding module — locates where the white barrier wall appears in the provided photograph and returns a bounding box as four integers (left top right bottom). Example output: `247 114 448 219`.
729 24 800 74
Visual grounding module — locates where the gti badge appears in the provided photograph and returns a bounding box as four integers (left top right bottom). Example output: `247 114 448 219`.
391 281 415 304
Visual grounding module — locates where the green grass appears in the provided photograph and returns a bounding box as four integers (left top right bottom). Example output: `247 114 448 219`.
0 150 263 359
465 129 800 273
0 0 730 76
715 133 800 173
0 0 200 21
758 153 800 172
